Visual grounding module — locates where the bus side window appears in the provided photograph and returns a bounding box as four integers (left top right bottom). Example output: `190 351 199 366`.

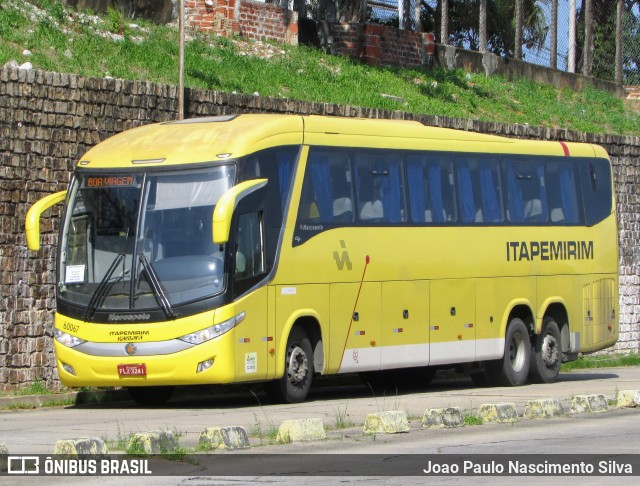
234 211 265 297
580 158 612 226
406 154 455 224
546 160 581 224
298 150 354 224
455 157 503 224
504 159 548 223
353 152 406 224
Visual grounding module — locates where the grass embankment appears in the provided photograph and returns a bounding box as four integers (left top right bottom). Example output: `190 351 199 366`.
561 352 640 371
1 0 639 135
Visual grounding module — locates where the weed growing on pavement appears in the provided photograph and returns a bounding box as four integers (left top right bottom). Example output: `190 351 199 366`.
333 402 356 429
463 412 484 426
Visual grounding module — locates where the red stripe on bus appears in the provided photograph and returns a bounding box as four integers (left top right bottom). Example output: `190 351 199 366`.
559 141 570 156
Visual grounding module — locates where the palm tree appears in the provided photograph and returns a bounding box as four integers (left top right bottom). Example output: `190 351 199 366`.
444 0 548 58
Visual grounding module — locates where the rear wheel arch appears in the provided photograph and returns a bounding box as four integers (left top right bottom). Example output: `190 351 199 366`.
503 303 535 337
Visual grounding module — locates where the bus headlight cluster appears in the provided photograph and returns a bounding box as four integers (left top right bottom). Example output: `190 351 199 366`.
54 329 86 348
178 312 246 345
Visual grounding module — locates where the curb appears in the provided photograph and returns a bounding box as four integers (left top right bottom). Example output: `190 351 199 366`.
478 403 519 423
363 410 410 434
277 418 327 442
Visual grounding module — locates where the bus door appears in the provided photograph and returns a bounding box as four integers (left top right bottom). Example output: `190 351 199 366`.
231 210 270 381
429 279 476 365
380 280 430 369
331 282 381 373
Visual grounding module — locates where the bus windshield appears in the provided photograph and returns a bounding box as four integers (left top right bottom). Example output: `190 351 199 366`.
58 166 236 315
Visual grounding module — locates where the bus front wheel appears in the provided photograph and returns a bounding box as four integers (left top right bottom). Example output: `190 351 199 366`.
265 327 314 403
488 318 531 386
529 318 562 383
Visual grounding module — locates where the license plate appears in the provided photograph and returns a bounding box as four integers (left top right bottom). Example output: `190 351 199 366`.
117 363 147 377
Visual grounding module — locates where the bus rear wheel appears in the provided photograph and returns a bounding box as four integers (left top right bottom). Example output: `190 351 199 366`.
529 318 562 383
488 318 531 386
128 386 174 406
264 327 314 403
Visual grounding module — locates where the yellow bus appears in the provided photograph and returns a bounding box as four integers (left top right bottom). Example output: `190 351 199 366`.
26 115 619 404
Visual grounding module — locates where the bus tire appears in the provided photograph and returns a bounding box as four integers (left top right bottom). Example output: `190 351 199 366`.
128 386 174 406
529 318 562 383
488 318 531 386
265 327 314 403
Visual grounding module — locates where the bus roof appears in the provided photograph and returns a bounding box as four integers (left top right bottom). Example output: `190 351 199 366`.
76 114 600 170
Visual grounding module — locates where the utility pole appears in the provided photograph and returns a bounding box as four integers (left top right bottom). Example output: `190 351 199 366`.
550 0 558 69
583 0 594 76
440 0 449 44
568 0 576 73
615 0 624 84
479 0 487 52
514 0 523 60
178 0 185 120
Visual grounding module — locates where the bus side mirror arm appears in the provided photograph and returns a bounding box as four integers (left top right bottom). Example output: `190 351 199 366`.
25 190 67 251
212 179 267 245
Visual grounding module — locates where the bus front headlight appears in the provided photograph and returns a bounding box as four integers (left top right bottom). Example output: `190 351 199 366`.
178 312 246 345
54 329 86 348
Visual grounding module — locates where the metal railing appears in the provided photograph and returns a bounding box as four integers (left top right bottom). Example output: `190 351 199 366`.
346 0 639 84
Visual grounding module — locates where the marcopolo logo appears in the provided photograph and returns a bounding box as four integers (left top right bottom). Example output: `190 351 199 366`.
108 313 151 322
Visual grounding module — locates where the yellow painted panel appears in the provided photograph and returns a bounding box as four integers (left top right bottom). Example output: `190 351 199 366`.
329 282 381 373
430 279 475 345
380 280 430 367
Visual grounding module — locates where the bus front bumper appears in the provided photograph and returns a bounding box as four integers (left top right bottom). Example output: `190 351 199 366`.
54 335 238 387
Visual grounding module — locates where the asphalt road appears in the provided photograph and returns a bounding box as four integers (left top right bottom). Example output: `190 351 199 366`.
1 366 639 485
1 366 639 453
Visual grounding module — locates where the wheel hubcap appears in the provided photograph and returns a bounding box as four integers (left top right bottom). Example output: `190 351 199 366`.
287 345 308 386
541 333 559 367
509 332 526 372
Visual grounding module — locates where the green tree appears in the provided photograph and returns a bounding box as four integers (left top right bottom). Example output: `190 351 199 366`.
575 0 640 83
441 0 548 58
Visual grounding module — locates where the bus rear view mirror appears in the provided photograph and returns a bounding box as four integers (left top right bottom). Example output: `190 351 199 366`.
25 190 67 251
212 179 267 245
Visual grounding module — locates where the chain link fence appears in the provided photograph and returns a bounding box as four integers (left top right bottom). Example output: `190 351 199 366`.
360 0 640 84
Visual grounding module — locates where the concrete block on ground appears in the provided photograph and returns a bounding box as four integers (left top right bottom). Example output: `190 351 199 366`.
276 418 326 443
363 410 410 434
198 426 250 450
523 398 565 419
128 431 179 454
53 437 108 455
616 390 640 408
570 394 609 414
478 403 519 423
422 407 464 428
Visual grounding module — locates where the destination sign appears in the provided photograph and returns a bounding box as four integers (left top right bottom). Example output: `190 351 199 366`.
85 176 137 188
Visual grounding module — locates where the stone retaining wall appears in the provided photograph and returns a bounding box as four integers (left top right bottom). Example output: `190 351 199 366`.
1 66 638 390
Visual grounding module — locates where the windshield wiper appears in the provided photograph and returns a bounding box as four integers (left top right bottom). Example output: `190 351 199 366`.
138 252 176 319
84 253 125 321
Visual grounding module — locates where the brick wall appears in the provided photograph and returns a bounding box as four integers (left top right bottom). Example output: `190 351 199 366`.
321 22 429 68
1 65 639 390
185 0 298 45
